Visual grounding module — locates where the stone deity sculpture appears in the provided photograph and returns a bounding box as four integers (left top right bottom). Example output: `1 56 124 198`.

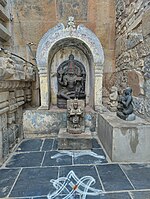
67 99 85 134
57 54 86 108
117 87 136 121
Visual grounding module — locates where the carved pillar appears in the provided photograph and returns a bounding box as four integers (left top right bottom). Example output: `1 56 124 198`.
39 73 49 109
94 63 103 111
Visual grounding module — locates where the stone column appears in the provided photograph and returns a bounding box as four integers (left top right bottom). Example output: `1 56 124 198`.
94 63 103 111
39 73 49 109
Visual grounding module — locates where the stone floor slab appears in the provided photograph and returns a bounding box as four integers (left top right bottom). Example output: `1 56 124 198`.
121 164 150 189
86 192 131 199
10 167 58 197
17 139 43 152
52 139 58 150
41 139 54 151
42 151 72 166
0 168 20 197
96 164 134 191
92 138 102 149
59 165 103 190
6 152 44 168
130 191 150 199
73 148 107 165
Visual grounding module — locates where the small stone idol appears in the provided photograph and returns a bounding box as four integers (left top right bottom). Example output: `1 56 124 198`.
117 87 136 121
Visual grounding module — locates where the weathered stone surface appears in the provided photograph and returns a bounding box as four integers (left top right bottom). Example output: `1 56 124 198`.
58 128 92 150
115 0 150 120
0 0 7 7
23 109 96 137
0 91 8 103
0 23 11 41
127 70 144 96
98 112 150 162
56 0 88 21
0 4 9 21
143 55 150 79
142 9 150 37
127 33 143 49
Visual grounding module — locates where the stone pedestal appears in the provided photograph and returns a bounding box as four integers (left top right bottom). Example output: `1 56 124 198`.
98 112 150 162
58 128 92 150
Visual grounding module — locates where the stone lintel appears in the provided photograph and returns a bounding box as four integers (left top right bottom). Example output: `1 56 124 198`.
0 0 7 7
0 4 9 21
0 23 11 41
58 128 92 150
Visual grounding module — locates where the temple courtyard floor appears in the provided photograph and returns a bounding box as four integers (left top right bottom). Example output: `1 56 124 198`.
0 138 150 199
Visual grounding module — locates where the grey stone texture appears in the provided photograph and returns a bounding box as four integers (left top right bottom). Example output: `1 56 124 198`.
98 112 150 162
114 1 150 121
58 128 92 150
23 108 97 137
0 0 10 42
0 50 35 164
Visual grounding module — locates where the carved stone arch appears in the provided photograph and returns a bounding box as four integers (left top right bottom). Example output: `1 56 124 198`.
36 21 104 110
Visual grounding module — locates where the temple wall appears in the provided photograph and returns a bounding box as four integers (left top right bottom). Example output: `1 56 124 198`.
114 0 150 120
0 50 35 163
8 0 115 85
0 0 35 163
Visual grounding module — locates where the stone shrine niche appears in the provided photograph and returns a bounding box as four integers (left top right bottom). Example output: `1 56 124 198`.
36 18 104 110
57 54 86 108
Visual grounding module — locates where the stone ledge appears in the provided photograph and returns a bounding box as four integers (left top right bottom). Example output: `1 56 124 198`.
0 23 10 41
0 0 7 7
0 4 9 21
23 109 96 137
98 112 150 162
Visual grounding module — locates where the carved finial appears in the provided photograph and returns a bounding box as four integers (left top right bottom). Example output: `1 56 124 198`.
66 16 76 30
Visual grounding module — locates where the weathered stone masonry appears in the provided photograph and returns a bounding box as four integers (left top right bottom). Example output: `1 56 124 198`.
115 0 150 120
0 50 35 163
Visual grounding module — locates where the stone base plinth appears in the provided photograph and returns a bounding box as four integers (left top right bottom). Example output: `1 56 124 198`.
98 112 150 162
58 128 92 150
23 108 96 138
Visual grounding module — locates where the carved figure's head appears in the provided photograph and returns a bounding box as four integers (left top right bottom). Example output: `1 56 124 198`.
124 87 132 95
73 99 78 109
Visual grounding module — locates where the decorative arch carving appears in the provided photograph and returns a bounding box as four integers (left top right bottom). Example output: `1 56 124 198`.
36 17 104 110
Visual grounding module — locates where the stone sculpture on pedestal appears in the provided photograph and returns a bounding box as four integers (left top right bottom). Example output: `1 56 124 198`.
67 99 85 134
57 54 86 108
117 87 136 121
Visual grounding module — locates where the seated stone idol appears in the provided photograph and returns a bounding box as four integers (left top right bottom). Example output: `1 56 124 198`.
57 54 86 108
117 87 136 121
67 99 85 134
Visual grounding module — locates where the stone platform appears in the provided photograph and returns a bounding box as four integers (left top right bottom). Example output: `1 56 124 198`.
98 112 150 162
58 128 92 150
23 108 96 137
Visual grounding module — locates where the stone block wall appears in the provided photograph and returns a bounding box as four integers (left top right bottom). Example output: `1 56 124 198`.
0 50 35 164
0 0 11 43
115 0 150 120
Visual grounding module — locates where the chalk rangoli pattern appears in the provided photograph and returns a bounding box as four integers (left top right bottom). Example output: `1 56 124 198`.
47 170 102 199
51 150 105 161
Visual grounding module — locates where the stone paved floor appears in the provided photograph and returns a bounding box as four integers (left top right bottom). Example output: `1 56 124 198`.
0 138 150 199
